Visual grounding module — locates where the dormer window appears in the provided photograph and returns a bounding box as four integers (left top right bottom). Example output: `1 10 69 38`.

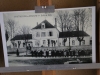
41 23 45 29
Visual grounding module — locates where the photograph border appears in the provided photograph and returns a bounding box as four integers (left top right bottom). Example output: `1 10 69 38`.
0 6 96 68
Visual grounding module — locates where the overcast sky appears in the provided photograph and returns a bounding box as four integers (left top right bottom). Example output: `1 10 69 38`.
3 7 93 36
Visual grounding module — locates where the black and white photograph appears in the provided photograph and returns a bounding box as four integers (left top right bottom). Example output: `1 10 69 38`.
0 6 96 67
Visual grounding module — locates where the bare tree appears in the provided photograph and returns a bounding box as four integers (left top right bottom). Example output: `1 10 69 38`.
6 19 16 39
5 30 9 42
73 8 91 45
57 11 69 32
4 23 10 42
5 19 18 41
56 10 74 47
20 25 31 46
20 25 31 55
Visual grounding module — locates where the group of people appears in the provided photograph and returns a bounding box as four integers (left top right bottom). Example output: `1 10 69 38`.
16 44 92 57
30 49 92 57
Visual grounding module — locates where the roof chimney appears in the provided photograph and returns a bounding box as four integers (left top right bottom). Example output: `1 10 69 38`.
55 18 57 28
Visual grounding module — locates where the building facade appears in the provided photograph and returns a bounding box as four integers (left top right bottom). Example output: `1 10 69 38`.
10 20 91 49
31 20 59 47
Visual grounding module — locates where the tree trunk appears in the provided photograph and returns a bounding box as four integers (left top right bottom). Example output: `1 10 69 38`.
26 47 27 56
62 23 63 32
11 29 12 39
25 41 27 56
69 37 70 47
63 38 67 46
62 27 63 32
79 41 81 46
64 42 65 46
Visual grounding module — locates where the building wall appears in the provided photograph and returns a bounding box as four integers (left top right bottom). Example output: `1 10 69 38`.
31 28 59 39
11 40 33 49
11 35 90 49
59 37 90 46
31 28 59 47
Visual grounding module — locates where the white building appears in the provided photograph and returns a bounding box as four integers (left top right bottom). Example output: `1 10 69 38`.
31 20 59 47
10 20 90 49
11 34 33 48
59 31 90 46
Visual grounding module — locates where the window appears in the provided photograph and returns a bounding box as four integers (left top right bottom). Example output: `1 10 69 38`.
82 40 85 45
23 43 25 47
35 41 40 46
41 32 46 37
14 43 17 47
49 31 53 36
36 32 40 37
72 40 75 45
18 41 21 48
35 41 37 45
41 23 45 29
43 40 46 45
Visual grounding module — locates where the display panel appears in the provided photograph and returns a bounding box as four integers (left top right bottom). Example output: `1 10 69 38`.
0 6 96 67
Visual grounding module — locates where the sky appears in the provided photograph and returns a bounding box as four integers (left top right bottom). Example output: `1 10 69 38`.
3 11 56 28
3 7 93 36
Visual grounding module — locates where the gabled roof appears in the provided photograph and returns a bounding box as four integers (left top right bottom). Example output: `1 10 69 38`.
11 34 32 40
32 20 55 29
59 31 89 38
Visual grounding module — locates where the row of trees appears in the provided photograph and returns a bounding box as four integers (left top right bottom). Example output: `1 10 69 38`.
56 8 92 46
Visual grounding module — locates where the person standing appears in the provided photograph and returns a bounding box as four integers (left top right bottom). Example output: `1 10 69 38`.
64 50 66 57
46 50 49 57
31 50 34 57
43 49 46 57
16 49 19 57
28 44 31 51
